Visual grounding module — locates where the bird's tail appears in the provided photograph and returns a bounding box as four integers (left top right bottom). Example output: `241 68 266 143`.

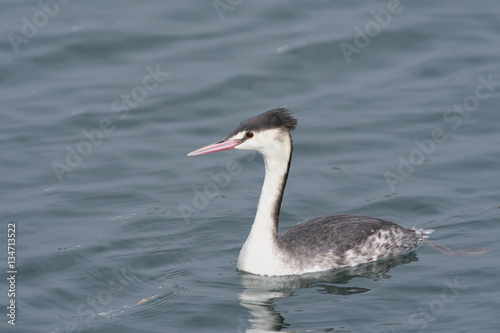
413 227 434 239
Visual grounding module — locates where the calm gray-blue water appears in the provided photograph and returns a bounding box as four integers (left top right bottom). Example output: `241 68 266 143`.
1 1 499 332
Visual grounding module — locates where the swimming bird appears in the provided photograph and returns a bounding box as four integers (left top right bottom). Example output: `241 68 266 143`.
187 108 433 276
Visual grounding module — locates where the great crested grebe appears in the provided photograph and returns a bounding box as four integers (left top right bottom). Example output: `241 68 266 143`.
188 108 437 276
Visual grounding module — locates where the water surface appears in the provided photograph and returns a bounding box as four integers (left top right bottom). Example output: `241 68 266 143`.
1 0 499 332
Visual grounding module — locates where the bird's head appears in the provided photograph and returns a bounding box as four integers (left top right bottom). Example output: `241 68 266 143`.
187 108 297 157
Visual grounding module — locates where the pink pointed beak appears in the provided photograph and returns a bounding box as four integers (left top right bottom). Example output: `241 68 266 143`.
187 139 240 156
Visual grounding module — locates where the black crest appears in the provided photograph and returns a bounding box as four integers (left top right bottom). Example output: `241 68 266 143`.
225 108 298 139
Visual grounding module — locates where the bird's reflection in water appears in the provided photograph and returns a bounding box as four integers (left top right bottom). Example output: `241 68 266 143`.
237 252 418 332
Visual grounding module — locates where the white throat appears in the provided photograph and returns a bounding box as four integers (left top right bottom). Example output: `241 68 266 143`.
237 130 293 275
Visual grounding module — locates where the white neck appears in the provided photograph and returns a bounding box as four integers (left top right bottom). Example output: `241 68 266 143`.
237 131 292 275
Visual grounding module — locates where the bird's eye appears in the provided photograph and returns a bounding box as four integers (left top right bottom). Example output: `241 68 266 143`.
245 132 254 138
